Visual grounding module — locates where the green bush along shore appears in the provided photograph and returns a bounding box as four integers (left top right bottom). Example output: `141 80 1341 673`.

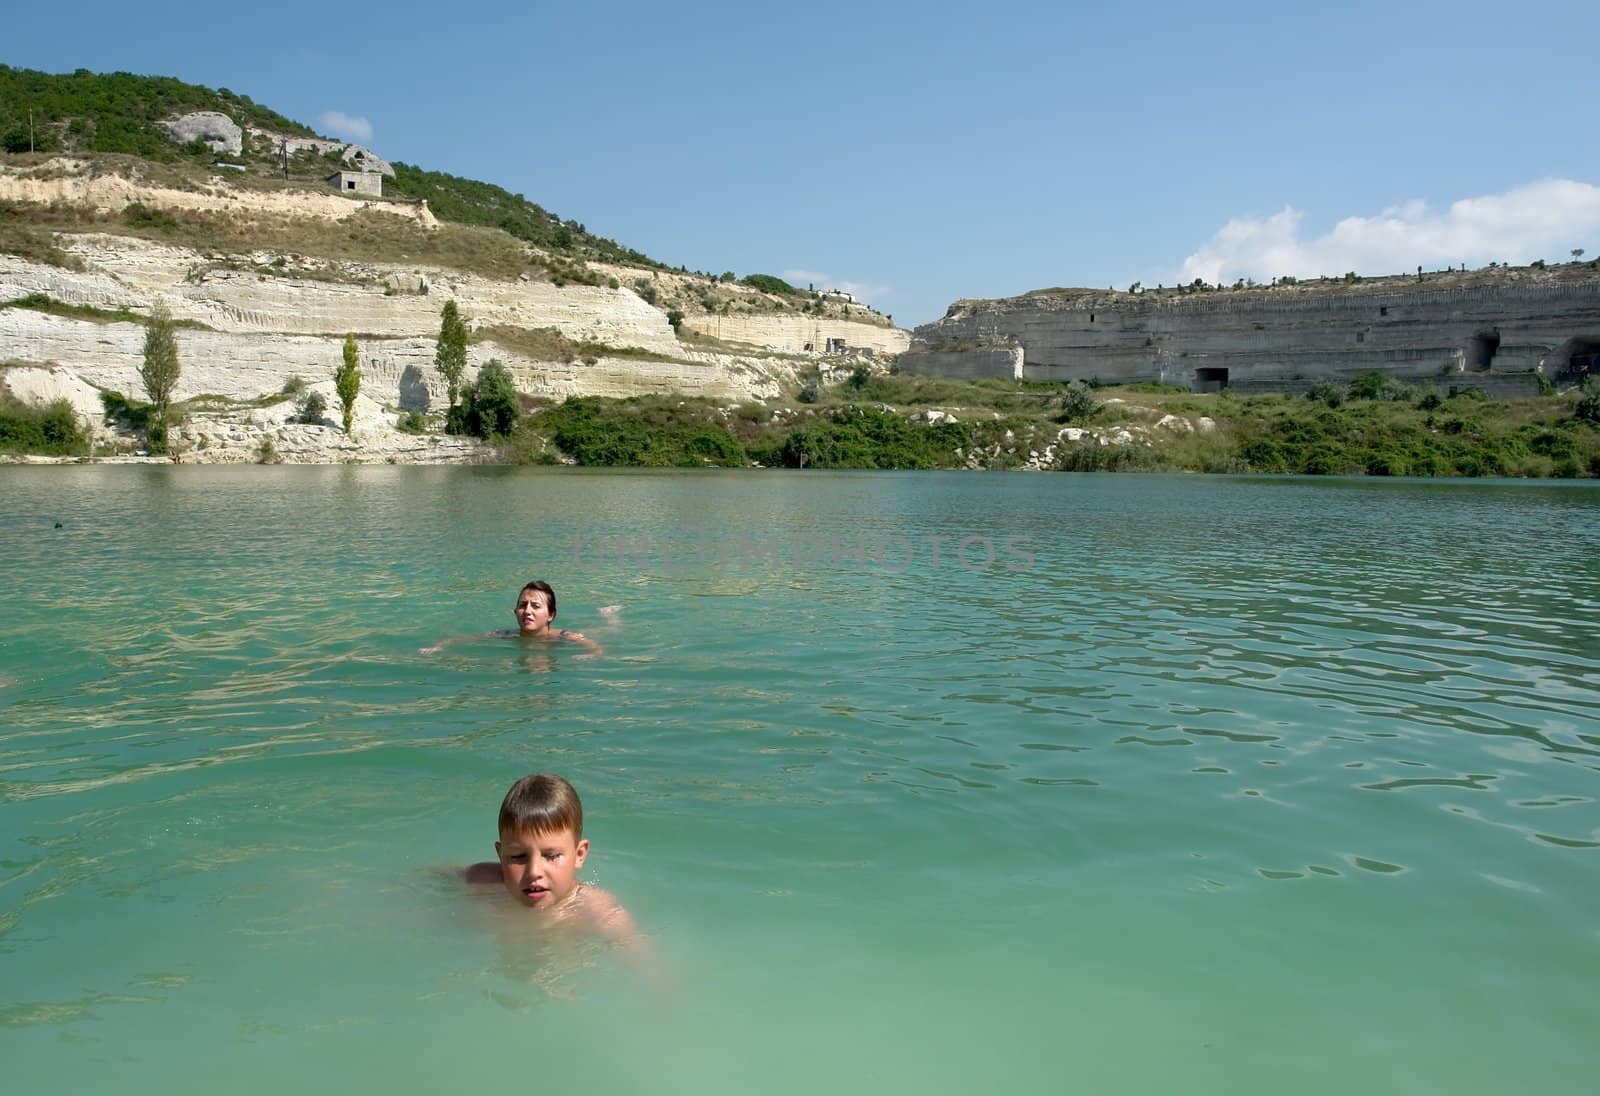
0 396 89 456
494 374 1600 477
7 369 1598 474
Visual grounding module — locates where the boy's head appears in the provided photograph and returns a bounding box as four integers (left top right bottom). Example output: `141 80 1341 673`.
498 771 582 837
513 580 557 635
494 773 589 909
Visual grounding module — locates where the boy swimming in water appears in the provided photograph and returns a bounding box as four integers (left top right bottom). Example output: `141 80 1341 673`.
463 773 637 940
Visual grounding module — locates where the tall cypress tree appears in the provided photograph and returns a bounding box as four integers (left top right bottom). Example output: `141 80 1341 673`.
139 300 181 452
435 299 467 414
335 332 361 434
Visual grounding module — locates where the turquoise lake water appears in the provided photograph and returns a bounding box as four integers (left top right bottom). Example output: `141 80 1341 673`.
2 467 1598 1094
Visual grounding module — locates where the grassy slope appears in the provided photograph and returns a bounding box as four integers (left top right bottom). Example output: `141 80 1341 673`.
0 67 905 325
0 64 646 266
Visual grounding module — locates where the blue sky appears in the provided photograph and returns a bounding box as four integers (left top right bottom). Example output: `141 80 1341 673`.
6 0 1598 326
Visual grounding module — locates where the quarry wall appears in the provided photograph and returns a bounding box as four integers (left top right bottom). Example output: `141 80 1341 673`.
0 234 855 411
0 163 909 420
902 275 1600 394
680 310 910 356
0 306 776 408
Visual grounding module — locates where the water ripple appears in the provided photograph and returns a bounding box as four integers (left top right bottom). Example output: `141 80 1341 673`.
2 468 1598 1091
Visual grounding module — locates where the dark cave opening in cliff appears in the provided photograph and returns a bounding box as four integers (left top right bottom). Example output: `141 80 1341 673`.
1461 329 1500 371
1550 336 1600 382
1194 367 1229 393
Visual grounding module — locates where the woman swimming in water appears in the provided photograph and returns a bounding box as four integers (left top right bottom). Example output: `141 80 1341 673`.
420 580 614 656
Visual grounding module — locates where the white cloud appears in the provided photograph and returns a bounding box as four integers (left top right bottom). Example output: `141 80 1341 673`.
781 268 891 306
1177 179 1600 285
783 268 830 287
319 111 373 143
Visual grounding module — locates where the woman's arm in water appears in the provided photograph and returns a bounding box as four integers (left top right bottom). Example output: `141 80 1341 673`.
559 629 604 657
419 631 498 655
560 606 618 657
567 604 622 657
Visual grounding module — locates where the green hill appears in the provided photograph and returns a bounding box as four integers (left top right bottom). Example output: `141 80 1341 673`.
0 65 316 157
0 64 655 266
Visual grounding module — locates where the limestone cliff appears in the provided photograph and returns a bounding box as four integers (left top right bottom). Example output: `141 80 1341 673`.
0 158 908 462
675 309 908 355
0 237 731 405
902 268 1600 396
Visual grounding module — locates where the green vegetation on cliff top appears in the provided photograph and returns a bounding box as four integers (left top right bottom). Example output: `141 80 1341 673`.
383 163 653 267
0 65 312 156
496 374 1600 478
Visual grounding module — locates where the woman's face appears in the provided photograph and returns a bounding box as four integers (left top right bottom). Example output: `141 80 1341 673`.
514 588 555 634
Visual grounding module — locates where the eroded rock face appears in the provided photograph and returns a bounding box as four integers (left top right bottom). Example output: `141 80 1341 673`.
168 385 484 464
0 231 817 458
0 167 916 463
247 132 395 176
0 365 487 464
161 112 243 156
679 311 909 355
907 273 1600 394
0 300 794 408
340 144 393 177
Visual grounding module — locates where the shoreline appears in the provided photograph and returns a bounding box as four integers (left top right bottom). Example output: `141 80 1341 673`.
6 377 1598 478
0 451 486 466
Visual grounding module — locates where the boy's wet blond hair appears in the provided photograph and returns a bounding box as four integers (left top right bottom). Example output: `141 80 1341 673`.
498 773 583 839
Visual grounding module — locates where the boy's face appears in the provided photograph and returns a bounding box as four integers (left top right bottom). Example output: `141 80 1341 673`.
513 589 554 635
495 826 588 908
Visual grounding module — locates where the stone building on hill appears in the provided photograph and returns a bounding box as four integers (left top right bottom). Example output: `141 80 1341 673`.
327 170 382 197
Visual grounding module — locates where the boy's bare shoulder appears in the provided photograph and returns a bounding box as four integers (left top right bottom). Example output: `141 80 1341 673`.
579 885 637 937
579 884 625 916
462 861 501 884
